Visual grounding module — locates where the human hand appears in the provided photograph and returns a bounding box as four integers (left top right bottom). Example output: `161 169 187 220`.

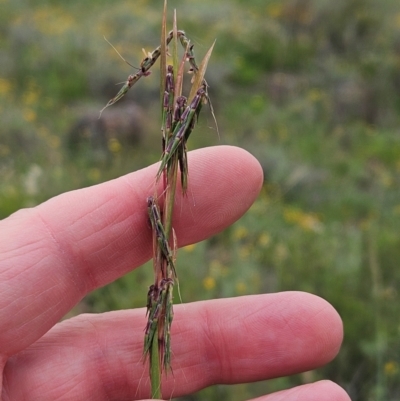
0 146 349 401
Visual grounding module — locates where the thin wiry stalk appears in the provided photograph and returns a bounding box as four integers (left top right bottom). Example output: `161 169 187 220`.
145 2 168 394
147 24 215 394
100 1 215 398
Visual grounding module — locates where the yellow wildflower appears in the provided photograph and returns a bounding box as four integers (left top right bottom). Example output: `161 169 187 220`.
108 138 122 154
0 78 12 95
236 281 247 295
23 109 36 122
233 226 249 240
203 276 216 291
384 361 399 376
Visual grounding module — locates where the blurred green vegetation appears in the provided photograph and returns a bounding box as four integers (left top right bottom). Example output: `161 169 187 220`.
1 0 400 400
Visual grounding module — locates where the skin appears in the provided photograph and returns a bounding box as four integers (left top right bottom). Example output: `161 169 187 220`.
0 146 350 401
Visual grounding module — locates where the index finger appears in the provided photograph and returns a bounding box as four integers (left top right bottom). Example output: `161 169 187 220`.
0 145 263 356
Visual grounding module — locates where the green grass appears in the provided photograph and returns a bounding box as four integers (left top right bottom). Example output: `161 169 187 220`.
1 0 400 400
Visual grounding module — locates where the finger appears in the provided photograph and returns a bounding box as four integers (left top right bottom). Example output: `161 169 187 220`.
140 380 351 401
3 292 344 401
0 146 263 355
143 381 350 401
247 380 350 401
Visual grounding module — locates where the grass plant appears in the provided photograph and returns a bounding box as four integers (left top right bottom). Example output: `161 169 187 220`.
101 2 215 397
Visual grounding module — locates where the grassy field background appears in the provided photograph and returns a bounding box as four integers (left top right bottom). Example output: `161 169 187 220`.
1 0 400 400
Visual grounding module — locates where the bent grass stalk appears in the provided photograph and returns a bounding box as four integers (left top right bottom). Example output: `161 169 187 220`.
101 2 215 398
